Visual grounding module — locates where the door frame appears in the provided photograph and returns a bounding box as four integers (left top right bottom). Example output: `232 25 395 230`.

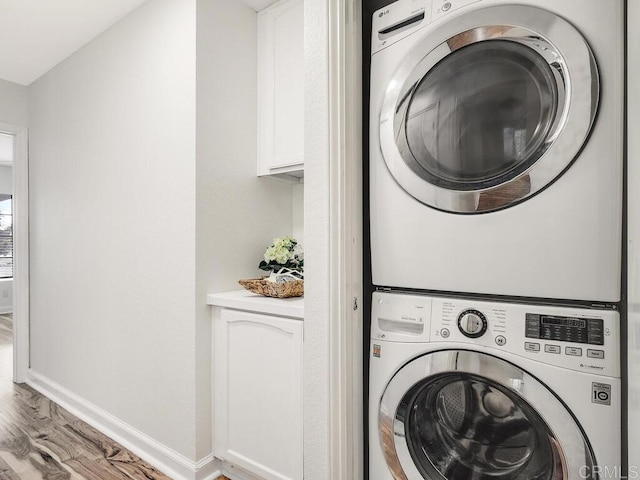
627 0 638 471
329 0 363 478
0 122 29 383
303 0 363 478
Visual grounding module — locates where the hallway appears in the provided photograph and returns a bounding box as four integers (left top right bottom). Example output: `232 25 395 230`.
0 314 174 479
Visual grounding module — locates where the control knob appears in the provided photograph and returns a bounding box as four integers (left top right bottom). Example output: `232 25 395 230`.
458 309 488 338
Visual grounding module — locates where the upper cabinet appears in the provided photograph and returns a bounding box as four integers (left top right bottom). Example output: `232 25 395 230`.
257 0 304 178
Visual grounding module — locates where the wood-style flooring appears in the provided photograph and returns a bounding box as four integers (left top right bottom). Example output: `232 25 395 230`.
0 313 179 480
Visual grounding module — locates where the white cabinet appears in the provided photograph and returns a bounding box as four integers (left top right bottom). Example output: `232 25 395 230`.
211 291 303 480
257 0 304 177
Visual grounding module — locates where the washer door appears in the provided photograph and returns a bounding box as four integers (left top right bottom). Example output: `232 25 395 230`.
379 350 596 480
379 5 598 213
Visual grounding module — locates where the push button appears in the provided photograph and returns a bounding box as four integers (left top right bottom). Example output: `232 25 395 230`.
587 349 605 359
495 335 506 346
525 342 540 352
565 347 583 356
440 328 450 338
544 344 561 354
442 2 452 11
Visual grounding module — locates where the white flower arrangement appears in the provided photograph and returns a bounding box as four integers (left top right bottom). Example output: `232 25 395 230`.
259 236 304 283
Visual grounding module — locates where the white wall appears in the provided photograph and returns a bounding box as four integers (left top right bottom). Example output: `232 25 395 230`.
0 79 28 126
629 0 640 471
195 0 294 459
28 0 197 462
292 183 304 242
304 0 331 477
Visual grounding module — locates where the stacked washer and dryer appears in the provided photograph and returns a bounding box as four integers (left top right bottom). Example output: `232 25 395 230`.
368 0 624 479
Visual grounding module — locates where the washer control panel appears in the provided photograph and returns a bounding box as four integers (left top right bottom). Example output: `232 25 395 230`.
371 292 620 377
525 313 604 345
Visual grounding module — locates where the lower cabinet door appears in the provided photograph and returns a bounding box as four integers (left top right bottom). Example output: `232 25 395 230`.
214 308 303 480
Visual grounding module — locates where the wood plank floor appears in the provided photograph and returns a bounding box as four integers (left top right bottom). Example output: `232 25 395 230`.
0 314 179 480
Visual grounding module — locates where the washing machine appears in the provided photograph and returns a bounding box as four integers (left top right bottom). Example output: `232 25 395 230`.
369 0 623 302
369 291 621 479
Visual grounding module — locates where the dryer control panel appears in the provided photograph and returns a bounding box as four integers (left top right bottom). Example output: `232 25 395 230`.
371 292 620 378
431 0 482 22
372 0 431 55
371 0 482 54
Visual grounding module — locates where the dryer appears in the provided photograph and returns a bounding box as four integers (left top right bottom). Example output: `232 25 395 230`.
369 0 623 302
369 291 621 479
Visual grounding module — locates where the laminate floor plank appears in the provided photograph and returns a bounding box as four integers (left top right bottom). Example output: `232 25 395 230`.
0 318 174 480
0 470 22 480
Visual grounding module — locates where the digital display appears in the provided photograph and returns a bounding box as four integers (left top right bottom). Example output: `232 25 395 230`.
541 316 586 329
525 313 604 346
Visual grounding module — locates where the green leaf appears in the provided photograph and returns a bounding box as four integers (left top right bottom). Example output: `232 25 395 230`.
258 260 272 272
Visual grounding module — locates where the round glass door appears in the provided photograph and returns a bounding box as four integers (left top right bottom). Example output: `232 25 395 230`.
402 40 558 191
402 373 559 479
379 6 599 213
379 351 596 480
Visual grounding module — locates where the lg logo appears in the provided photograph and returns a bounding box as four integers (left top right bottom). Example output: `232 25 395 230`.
378 9 390 17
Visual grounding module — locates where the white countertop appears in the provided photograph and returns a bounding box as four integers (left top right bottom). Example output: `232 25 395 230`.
207 289 304 319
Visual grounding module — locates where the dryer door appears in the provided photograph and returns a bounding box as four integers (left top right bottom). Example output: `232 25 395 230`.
379 5 598 213
378 350 596 480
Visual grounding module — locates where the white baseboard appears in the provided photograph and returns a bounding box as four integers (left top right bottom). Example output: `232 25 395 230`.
26 370 219 480
197 457 222 480
221 462 266 480
0 306 13 314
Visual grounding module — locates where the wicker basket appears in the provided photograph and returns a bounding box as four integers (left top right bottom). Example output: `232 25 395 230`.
238 277 304 298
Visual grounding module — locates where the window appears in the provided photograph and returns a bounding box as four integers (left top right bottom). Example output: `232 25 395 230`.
0 195 12 278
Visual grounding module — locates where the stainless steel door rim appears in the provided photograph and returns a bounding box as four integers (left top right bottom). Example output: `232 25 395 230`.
378 350 596 479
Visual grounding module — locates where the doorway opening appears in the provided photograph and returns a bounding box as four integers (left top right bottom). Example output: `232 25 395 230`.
0 132 14 384
0 124 29 383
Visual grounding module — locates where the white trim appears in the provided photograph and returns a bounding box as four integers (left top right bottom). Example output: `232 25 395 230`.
0 306 13 315
220 462 268 480
303 0 362 478
208 469 222 480
328 0 363 479
303 0 331 476
345 1 364 476
0 121 29 384
196 456 221 480
26 370 218 480
628 0 640 470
